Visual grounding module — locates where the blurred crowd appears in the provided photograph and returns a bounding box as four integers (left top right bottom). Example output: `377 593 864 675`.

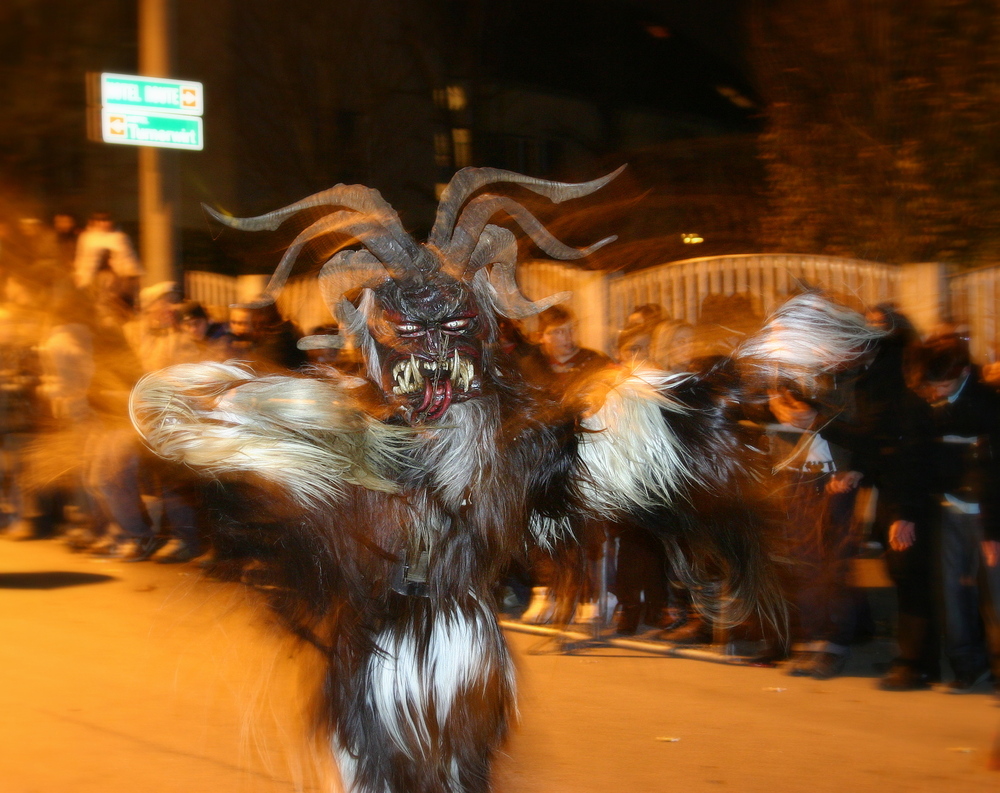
0 210 322 568
512 296 1000 700
1 210 998 698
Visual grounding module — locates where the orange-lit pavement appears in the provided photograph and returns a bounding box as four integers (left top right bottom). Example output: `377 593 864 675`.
2 538 999 793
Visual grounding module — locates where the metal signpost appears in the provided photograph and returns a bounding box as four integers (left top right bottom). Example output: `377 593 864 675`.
88 39 205 285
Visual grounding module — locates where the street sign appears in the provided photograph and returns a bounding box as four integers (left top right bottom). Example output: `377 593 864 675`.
90 71 205 151
100 72 203 116
101 109 203 151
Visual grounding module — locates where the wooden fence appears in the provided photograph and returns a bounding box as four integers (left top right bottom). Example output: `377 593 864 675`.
521 253 898 353
185 271 335 333
188 254 1000 360
949 265 1000 362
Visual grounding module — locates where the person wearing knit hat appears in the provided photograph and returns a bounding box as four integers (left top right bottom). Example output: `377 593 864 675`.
138 281 180 311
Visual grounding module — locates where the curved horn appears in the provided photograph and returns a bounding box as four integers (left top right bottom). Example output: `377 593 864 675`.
488 264 571 319
204 184 404 235
316 250 391 317
296 333 344 350
476 227 571 319
466 224 517 274
429 165 626 248
203 184 421 270
445 194 616 272
252 210 422 305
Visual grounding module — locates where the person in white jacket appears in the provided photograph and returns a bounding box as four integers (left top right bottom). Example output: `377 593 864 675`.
72 212 143 292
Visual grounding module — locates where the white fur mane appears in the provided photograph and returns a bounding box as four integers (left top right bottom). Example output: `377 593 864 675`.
130 362 411 508
419 400 501 510
576 367 696 513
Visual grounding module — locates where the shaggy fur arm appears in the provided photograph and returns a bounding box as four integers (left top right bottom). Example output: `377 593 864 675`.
575 368 696 513
576 293 884 515
130 362 410 507
734 292 884 392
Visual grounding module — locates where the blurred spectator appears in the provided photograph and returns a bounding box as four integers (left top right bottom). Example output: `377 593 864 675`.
26 289 100 541
16 217 59 273
875 379 941 691
842 303 919 476
625 303 663 331
223 302 307 372
119 286 204 562
894 334 1000 694
73 212 142 306
130 297 205 567
51 213 80 284
519 306 615 626
609 313 676 635
49 213 81 306
649 319 695 372
191 303 308 575
0 305 43 539
174 300 228 363
764 387 864 679
612 517 672 635
3 262 51 320
616 303 663 358
637 317 709 642
520 305 611 396
43 288 152 559
811 303 930 687
0 217 61 307
91 268 138 329
123 282 190 372
76 282 202 562
37 295 95 426
616 325 652 364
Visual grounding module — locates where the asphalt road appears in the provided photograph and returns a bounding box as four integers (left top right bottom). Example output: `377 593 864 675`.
2 539 999 793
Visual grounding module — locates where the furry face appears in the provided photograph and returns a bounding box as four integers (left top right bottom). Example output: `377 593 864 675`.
366 269 495 423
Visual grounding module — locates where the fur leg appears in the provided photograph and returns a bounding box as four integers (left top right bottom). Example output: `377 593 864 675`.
332 595 515 793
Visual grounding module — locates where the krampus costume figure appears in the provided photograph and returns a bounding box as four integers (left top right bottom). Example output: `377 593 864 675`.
130 167 880 793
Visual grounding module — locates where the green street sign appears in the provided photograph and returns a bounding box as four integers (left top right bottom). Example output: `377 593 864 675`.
101 109 203 151
101 72 203 116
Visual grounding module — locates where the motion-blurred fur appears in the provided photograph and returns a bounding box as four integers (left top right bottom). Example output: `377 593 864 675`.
131 168 879 793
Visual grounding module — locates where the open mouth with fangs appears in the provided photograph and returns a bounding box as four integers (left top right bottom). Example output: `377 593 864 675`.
388 349 479 420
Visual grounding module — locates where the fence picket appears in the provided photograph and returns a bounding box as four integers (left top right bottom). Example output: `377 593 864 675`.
187 255 998 361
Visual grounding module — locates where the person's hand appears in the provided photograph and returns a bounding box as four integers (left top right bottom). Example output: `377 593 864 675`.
826 470 863 494
889 520 916 551
577 368 620 419
982 361 1000 387
982 540 1000 568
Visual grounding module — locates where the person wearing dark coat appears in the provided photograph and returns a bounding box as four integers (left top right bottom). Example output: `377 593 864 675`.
885 334 1000 694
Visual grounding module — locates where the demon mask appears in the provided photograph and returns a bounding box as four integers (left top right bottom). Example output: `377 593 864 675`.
205 166 623 423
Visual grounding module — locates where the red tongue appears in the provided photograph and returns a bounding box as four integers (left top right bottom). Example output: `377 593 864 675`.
424 378 452 420
416 378 434 412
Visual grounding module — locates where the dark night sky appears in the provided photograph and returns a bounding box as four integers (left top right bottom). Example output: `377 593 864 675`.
643 0 749 69
481 0 757 131
0 0 764 264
